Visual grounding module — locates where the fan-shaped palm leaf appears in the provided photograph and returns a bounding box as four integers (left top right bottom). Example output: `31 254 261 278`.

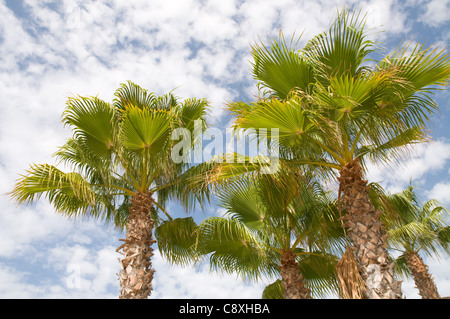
155 217 200 266
251 32 315 99
120 107 172 155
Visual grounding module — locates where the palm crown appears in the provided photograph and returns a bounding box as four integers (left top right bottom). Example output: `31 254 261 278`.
12 81 208 226
193 170 345 298
231 13 450 174
373 186 450 298
383 186 450 256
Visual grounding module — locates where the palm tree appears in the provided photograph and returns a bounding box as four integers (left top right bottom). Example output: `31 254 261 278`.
227 9 450 298
378 186 450 299
10 81 209 299
192 170 345 299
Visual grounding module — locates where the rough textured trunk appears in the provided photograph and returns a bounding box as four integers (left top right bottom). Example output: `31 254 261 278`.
280 250 310 299
338 159 402 299
117 191 156 299
405 251 440 299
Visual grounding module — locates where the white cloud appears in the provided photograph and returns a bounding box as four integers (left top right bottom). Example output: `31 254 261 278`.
366 140 450 192
0 243 120 298
427 254 450 298
0 263 43 298
426 182 450 206
152 251 269 299
420 0 450 27
0 240 269 299
0 200 69 257
46 244 119 298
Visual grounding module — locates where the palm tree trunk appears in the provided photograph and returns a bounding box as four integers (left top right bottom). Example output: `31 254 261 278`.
338 159 402 299
280 250 310 299
117 191 156 299
405 251 440 299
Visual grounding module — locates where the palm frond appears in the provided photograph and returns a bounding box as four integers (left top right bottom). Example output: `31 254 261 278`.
262 280 283 299
62 96 116 158
216 177 266 230
296 251 340 298
392 253 413 280
113 81 158 111
176 98 210 132
9 163 118 223
303 8 374 83
251 31 315 99
155 217 200 266
382 186 450 258
356 126 429 167
379 41 450 127
196 217 278 281
120 106 172 155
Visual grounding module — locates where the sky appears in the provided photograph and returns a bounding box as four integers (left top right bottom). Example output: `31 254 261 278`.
0 0 449 299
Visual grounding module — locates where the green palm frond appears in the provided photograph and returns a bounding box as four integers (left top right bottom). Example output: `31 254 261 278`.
155 217 200 266
11 164 94 204
295 202 346 255
251 31 315 99
113 80 158 111
184 152 281 191
63 96 116 158
196 217 278 281
303 9 374 82
153 91 179 111
233 97 315 140
437 226 450 253
53 137 122 189
174 97 210 161
392 253 412 280
262 280 283 299
257 171 301 220
295 251 340 298
379 41 450 127
381 42 450 92
120 106 172 155
356 126 429 167
154 152 272 213
177 98 209 132
54 137 104 174
216 178 266 230
9 163 118 222
231 97 332 164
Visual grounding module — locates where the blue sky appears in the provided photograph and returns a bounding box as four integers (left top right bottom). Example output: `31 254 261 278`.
0 0 449 299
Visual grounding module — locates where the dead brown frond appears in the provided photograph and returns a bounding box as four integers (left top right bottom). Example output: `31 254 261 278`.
336 245 367 299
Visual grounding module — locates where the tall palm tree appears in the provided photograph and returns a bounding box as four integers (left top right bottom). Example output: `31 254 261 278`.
192 170 345 299
378 186 450 299
10 81 209 299
227 9 450 298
